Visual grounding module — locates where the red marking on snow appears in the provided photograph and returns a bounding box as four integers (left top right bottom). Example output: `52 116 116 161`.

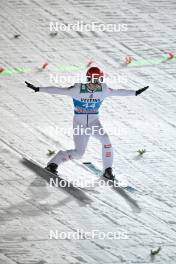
125 55 133 64
0 67 5 73
104 144 112 148
42 63 48 69
105 152 112 157
168 52 174 60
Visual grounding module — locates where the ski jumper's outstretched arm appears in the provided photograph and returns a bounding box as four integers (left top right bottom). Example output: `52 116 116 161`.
104 85 149 97
105 86 136 97
39 85 76 96
25 81 76 96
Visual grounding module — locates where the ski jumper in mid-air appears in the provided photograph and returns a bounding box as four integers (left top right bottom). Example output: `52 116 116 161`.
25 67 148 180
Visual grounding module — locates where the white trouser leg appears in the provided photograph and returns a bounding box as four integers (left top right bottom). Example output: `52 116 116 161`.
92 120 113 170
47 121 90 166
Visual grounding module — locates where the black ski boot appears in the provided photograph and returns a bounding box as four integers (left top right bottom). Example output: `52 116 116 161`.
46 163 58 174
103 167 115 180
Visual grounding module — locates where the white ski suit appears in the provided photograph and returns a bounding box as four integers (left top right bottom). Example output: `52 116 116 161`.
39 83 135 170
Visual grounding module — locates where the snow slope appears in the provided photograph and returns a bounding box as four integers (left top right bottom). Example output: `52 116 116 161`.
0 0 176 263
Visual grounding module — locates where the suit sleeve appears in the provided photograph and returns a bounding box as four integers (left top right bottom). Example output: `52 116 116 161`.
105 85 136 97
39 84 77 97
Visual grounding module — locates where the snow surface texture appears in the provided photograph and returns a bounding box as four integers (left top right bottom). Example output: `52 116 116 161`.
0 0 176 263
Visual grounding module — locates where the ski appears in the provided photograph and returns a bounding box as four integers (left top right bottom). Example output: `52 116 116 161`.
82 162 137 193
22 156 95 192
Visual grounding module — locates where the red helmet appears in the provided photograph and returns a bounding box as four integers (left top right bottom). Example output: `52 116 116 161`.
86 67 104 83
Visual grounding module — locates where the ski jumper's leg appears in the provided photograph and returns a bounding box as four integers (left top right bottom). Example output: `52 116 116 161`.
92 119 113 170
47 119 90 166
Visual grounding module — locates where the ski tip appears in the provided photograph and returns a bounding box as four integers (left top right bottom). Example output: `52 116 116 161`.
22 155 29 161
124 186 138 192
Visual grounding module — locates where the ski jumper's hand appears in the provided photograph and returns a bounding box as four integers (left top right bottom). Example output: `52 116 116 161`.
25 81 39 92
136 86 149 96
